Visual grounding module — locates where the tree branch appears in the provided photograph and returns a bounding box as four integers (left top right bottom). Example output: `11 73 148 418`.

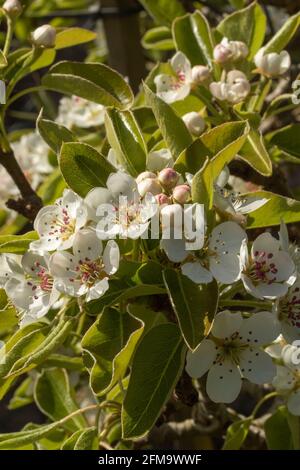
0 149 43 220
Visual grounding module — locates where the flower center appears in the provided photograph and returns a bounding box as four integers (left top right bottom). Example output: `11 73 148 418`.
247 251 277 285
213 332 248 365
48 208 76 242
279 286 300 329
76 258 106 287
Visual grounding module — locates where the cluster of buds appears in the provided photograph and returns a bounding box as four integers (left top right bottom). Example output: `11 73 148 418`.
210 70 250 104
191 65 211 85
213 37 249 64
136 168 191 205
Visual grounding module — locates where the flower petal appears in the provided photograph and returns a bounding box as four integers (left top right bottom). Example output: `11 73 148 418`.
288 390 300 416
211 310 243 339
181 262 213 284
73 229 103 261
239 311 280 346
239 348 276 384
186 339 217 378
103 240 120 275
206 360 242 403
160 238 188 263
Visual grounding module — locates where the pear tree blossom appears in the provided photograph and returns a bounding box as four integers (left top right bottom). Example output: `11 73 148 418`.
254 49 291 77
186 310 279 403
210 70 250 104
57 95 105 129
49 228 119 302
272 343 300 415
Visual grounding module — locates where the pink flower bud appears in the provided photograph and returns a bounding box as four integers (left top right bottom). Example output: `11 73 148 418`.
213 43 232 64
172 184 191 204
137 178 161 197
158 168 179 190
155 193 170 205
191 65 211 84
32 25 56 48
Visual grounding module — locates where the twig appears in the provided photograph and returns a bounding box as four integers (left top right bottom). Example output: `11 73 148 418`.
0 149 43 220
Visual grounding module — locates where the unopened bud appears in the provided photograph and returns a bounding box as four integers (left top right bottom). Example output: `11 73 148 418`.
182 112 206 136
137 178 161 197
31 24 56 48
213 43 232 64
191 65 211 84
172 184 191 204
158 168 179 190
136 171 157 184
3 0 22 17
156 193 170 206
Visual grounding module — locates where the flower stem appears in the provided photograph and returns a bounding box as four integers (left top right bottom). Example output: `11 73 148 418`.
3 15 14 57
251 391 279 419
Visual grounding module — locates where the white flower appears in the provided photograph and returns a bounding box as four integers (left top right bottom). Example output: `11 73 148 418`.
272 344 300 415
240 232 296 299
31 25 56 48
49 229 119 302
0 132 52 207
191 65 211 84
3 251 60 326
161 220 247 285
154 52 193 103
182 112 206 136
275 278 300 342
254 48 291 77
136 172 161 198
186 310 279 403
31 189 88 252
0 254 22 288
213 37 248 64
85 171 157 240
57 96 105 129
213 166 268 222
210 70 250 104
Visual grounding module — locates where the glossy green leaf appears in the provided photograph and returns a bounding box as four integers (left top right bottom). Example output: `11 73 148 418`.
142 26 174 51
0 231 38 254
60 142 115 197
105 109 147 176
239 130 272 176
122 323 186 438
82 307 143 396
138 0 185 27
163 269 218 350
173 11 215 68
144 84 192 159
34 369 86 432
42 61 134 109
217 3 266 58
223 418 252 450
246 191 300 229
55 28 97 50
269 124 300 158
265 406 294 450
191 121 249 208
74 427 98 450
37 115 76 154
264 12 300 53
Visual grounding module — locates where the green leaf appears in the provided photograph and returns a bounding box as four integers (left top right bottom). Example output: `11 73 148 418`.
34 369 86 432
29 48 56 73
74 427 98 450
141 26 174 51
144 84 192 159
8 377 34 410
138 0 185 27
163 269 218 350
105 109 147 176
269 124 300 158
217 3 266 58
246 191 300 229
264 13 300 54
265 406 294 450
55 28 97 50
0 50 7 68
37 115 76 154
82 307 143 396
42 61 134 109
173 11 215 68
190 121 249 208
223 418 252 450
38 169 66 205
0 231 38 254
60 142 115 197
122 323 186 438
127 304 167 332
239 130 272 176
